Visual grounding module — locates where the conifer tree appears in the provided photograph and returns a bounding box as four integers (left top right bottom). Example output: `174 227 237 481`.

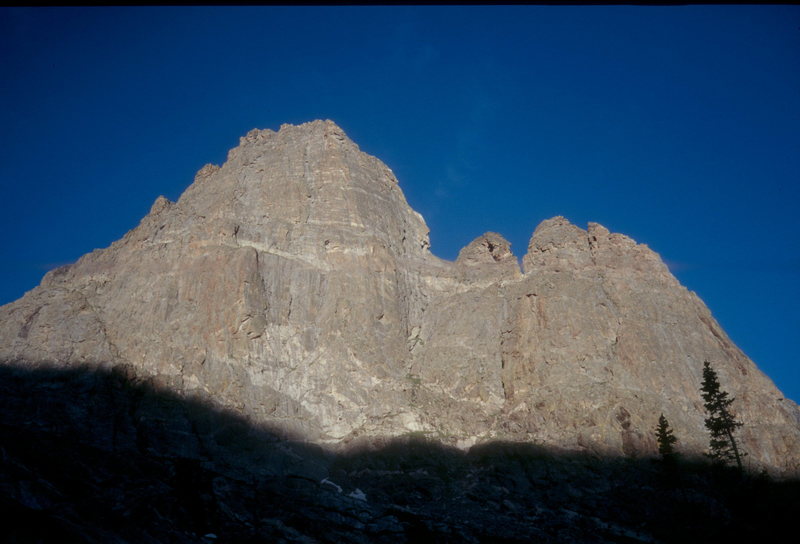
655 413 677 461
700 361 744 470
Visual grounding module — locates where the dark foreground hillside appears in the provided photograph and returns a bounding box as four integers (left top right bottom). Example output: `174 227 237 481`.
1 364 798 543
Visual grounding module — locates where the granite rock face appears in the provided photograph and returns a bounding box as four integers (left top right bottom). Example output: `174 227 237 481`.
1 120 798 474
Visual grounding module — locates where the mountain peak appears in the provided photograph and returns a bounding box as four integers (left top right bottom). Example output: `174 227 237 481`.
1 124 798 475
236 119 352 148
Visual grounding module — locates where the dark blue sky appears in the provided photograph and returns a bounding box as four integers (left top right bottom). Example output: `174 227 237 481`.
2 6 799 401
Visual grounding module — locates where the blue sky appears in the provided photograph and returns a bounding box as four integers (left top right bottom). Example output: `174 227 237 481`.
1 6 799 402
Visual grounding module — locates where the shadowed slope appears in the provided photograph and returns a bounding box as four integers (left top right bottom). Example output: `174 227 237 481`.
1 364 798 543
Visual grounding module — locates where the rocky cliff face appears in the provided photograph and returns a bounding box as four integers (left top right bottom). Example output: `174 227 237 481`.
2 120 798 474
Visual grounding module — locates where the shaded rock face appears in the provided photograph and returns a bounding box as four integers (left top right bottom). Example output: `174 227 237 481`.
6 365 797 544
1 120 798 474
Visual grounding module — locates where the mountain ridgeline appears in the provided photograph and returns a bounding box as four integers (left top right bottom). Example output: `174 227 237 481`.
1 120 798 476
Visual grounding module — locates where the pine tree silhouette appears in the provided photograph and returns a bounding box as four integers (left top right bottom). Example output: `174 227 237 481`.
700 361 744 470
655 413 677 461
